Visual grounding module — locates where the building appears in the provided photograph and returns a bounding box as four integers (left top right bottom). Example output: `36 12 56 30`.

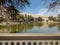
19 13 58 23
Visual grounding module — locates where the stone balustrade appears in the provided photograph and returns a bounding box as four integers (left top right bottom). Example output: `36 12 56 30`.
0 40 60 45
0 33 60 45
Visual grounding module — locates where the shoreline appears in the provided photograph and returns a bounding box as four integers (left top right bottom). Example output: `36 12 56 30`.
0 22 60 25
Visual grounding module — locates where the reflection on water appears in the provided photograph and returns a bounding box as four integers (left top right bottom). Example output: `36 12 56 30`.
0 23 60 33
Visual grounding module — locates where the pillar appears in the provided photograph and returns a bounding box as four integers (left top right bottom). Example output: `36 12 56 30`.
53 42 55 45
42 41 44 45
37 41 39 45
20 41 22 45
48 42 50 45
58 40 60 45
3 41 5 45
14 41 16 45
31 41 33 45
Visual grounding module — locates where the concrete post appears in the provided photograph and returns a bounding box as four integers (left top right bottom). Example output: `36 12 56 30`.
31 41 33 45
48 42 49 45
37 41 39 45
53 42 55 45
3 42 5 45
58 40 60 45
20 41 22 45
14 41 16 45
43 41 44 45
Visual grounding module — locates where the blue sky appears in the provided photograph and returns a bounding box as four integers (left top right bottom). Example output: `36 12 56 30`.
21 0 60 16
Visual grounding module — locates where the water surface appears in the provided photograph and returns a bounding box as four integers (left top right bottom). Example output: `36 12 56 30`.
0 23 60 34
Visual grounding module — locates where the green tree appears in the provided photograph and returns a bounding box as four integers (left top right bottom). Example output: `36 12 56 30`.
0 0 30 8
48 16 57 21
48 0 60 10
0 0 30 24
28 15 34 23
44 0 60 11
48 16 54 21
17 14 24 24
36 17 43 22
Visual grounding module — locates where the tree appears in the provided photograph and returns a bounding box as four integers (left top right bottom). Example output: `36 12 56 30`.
28 15 34 23
0 0 30 24
48 16 57 21
7 6 19 21
36 17 43 22
49 0 60 10
44 0 60 11
0 0 30 8
17 14 24 23
48 16 54 21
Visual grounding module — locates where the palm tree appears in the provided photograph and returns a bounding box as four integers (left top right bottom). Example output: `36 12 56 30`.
7 6 19 21
0 0 30 7
45 0 60 11
49 0 60 10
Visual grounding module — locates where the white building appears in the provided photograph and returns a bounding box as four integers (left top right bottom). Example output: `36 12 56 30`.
19 13 58 23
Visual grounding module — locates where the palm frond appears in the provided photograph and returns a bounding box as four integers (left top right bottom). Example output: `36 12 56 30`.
48 0 60 11
0 0 30 9
48 1 57 10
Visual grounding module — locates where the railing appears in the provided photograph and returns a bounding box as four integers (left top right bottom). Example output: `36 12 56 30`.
0 40 60 45
0 33 60 45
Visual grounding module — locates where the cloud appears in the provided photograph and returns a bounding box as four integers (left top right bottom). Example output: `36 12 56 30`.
57 9 60 14
37 8 60 16
37 8 48 16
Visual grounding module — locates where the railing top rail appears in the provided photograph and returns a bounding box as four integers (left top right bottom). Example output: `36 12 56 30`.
0 33 60 36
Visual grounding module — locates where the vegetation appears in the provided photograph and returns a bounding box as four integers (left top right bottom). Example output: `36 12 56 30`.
44 0 60 11
48 16 57 21
35 17 43 22
16 14 43 24
0 0 30 24
0 17 4 22
0 0 60 24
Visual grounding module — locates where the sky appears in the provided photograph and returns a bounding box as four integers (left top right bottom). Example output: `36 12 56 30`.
21 0 60 16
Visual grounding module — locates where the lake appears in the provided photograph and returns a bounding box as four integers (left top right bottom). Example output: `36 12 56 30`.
0 23 60 33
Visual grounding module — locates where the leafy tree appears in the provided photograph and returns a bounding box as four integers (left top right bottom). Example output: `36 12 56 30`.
7 6 19 20
48 16 54 21
44 0 60 12
17 14 24 23
0 0 30 8
0 0 30 24
28 15 34 22
36 17 43 22
48 16 57 21
48 0 60 10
